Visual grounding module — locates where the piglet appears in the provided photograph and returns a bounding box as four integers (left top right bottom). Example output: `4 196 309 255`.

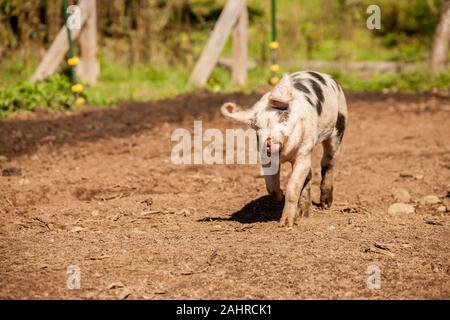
221 72 348 227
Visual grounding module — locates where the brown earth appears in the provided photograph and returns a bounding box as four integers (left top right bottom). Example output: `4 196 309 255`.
0 90 449 299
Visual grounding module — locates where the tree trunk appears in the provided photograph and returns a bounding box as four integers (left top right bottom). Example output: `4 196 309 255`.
430 0 450 71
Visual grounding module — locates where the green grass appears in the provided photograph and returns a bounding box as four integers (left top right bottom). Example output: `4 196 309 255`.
0 56 193 115
334 70 450 91
0 56 39 88
84 58 191 106
0 55 449 117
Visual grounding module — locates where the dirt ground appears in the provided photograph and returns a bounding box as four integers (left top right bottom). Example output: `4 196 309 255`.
0 89 449 299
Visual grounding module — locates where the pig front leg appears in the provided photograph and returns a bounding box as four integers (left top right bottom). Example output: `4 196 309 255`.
280 155 312 227
260 141 283 202
262 165 284 202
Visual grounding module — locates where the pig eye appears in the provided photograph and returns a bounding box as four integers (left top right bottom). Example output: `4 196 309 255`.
250 118 259 130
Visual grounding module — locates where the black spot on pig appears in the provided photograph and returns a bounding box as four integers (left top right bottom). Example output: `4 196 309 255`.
330 77 342 93
309 79 324 115
335 112 346 141
308 71 327 86
256 133 260 151
321 164 331 177
293 80 311 95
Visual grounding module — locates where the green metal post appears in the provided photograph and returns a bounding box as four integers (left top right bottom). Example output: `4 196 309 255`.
63 0 76 84
271 0 277 43
270 0 279 84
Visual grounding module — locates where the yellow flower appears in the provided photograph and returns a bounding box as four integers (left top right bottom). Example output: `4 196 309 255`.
75 97 85 106
270 64 280 72
71 83 83 93
269 76 279 85
68 57 79 66
269 41 279 50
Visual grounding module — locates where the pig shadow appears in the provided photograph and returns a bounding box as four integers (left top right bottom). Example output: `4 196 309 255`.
199 195 284 224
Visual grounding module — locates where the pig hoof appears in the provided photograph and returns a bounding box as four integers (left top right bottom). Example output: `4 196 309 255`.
279 217 287 227
320 202 331 210
298 204 310 218
320 194 333 209
295 210 307 225
280 214 295 228
302 210 310 218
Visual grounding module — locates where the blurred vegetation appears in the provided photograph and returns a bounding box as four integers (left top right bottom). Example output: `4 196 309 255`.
0 0 449 116
0 75 73 115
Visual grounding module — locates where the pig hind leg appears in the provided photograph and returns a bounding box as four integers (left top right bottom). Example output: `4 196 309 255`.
296 169 312 223
320 131 344 209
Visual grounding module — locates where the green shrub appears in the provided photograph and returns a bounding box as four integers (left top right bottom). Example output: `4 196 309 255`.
0 75 74 116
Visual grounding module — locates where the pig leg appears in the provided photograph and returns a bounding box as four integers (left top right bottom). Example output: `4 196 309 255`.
320 136 342 209
280 155 312 227
263 165 284 202
260 138 283 202
296 169 312 223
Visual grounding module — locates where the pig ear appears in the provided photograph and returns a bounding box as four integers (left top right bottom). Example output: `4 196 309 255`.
220 102 254 124
269 73 293 109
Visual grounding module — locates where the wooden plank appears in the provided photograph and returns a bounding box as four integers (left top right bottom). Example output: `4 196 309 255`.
283 60 432 73
78 0 99 85
218 56 255 70
232 5 248 86
31 0 89 83
188 0 246 86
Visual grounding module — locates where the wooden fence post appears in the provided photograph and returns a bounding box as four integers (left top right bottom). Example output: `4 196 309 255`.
78 0 99 85
188 0 247 86
232 5 248 86
430 0 450 71
31 0 98 84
